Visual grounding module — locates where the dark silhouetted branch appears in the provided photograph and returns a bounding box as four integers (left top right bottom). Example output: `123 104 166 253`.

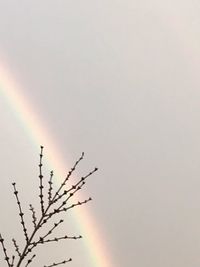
48 171 54 204
29 204 37 229
44 258 72 267
0 146 97 267
12 183 29 244
12 239 21 258
25 254 36 267
0 233 12 267
39 146 45 215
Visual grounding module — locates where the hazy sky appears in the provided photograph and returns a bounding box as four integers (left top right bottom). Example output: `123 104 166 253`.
1 1 200 267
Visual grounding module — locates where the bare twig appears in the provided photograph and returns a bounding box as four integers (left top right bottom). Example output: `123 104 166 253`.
44 258 72 267
48 171 54 204
12 239 21 258
51 152 85 203
25 254 36 267
12 183 29 244
11 255 15 267
29 204 37 229
0 233 12 267
39 146 45 215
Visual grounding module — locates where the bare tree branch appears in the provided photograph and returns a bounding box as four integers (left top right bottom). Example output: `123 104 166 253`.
0 146 98 267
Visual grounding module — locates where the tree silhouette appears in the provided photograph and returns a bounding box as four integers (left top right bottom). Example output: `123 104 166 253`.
0 146 98 267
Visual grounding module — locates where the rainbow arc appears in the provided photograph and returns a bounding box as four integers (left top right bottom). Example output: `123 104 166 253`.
0 60 113 267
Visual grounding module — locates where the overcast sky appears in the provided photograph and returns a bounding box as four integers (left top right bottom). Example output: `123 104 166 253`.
1 1 200 267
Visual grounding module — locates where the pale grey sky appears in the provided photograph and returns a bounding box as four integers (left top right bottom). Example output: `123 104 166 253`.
1 1 200 267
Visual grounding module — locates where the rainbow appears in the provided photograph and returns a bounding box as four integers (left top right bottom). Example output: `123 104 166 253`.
0 59 114 267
